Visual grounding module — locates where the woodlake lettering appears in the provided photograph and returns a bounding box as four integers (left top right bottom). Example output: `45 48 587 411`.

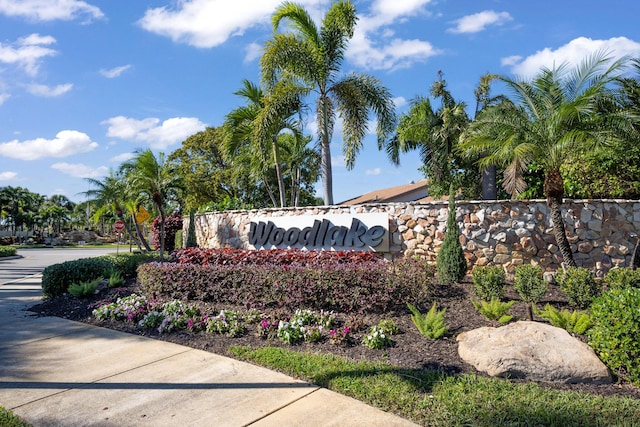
249 218 386 249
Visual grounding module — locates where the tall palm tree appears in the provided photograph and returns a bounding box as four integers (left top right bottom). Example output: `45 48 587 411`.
261 0 397 205
459 52 629 268
224 79 303 208
389 72 475 198
121 149 183 259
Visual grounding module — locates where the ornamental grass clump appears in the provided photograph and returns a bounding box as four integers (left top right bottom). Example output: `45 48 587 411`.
68 278 100 298
534 304 591 334
472 297 515 323
407 302 448 339
513 264 547 320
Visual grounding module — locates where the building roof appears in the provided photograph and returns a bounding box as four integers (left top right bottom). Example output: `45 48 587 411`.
339 179 433 205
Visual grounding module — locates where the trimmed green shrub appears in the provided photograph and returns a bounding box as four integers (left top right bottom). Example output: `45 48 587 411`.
534 304 591 335
603 268 640 290
42 253 156 298
42 257 112 298
186 210 197 248
471 265 506 301
514 264 547 320
588 287 640 385
0 246 17 257
556 267 601 309
436 189 467 284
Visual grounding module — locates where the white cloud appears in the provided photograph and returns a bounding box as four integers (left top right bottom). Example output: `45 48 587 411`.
0 92 9 105
347 1 440 70
447 10 512 34
0 171 17 181
102 116 207 150
505 36 640 78
0 0 104 22
0 130 98 160
100 65 131 78
109 152 135 163
331 155 346 168
137 0 284 48
0 33 58 76
26 83 73 97
393 96 408 109
244 42 262 63
51 162 108 178
365 168 382 176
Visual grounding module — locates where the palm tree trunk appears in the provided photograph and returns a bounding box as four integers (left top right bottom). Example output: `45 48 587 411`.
547 197 577 268
321 140 333 205
271 138 286 208
481 165 497 200
134 221 152 252
262 174 278 208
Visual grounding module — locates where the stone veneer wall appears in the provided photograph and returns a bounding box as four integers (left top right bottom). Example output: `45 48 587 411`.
186 199 640 276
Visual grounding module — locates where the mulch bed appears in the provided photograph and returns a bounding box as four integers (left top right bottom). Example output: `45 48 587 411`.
29 279 640 400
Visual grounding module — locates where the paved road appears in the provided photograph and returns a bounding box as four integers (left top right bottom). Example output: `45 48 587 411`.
0 248 118 285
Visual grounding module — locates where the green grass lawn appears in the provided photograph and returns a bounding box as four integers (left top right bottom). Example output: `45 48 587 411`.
230 346 640 427
0 407 31 427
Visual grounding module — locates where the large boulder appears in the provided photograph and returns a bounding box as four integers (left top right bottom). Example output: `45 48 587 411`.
457 321 611 384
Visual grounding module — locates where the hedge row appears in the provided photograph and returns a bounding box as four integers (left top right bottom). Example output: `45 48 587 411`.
138 256 435 314
172 247 384 266
0 246 17 257
42 253 156 298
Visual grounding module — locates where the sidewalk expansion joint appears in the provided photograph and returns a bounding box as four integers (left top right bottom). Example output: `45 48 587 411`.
241 385 321 426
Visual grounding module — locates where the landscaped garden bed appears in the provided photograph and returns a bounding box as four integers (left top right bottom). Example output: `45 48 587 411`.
30 248 640 426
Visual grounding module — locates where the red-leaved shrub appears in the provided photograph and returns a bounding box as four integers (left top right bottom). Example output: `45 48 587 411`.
138 249 435 314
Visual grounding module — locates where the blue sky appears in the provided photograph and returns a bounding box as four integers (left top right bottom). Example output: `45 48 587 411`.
1 0 639 205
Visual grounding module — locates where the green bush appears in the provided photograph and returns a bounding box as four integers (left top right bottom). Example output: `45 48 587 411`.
534 304 591 334
471 297 515 323
68 278 100 298
186 210 197 248
603 268 640 290
42 257 112 298
514 264 547 320
0 246 17 257
42 253 156 298
588 287 640 385
407 302 448 339
556 267 601 309
471 265 506 301
436 189 467 284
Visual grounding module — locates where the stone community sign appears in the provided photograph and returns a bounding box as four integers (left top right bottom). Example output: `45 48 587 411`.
248 213 389 252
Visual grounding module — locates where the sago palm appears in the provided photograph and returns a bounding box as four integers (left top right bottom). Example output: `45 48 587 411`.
460 51 629 267
261 0 396 205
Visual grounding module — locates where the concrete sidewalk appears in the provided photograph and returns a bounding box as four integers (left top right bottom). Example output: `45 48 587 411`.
0 276 419 427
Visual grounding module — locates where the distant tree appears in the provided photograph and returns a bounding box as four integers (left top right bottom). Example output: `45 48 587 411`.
390 72 478 199
121 149 183 259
